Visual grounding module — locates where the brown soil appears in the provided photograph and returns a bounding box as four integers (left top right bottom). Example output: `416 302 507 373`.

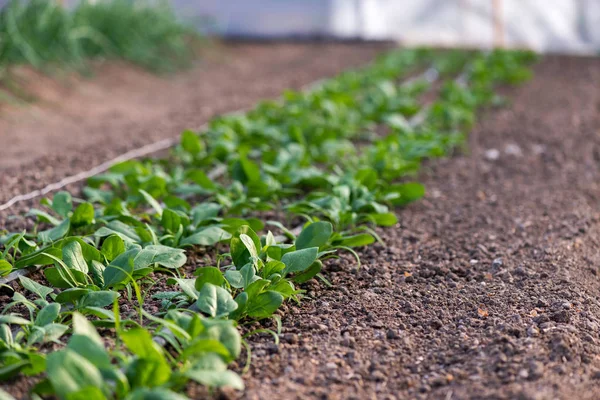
0 41 390 220
240 56 600 399
3 46 600 400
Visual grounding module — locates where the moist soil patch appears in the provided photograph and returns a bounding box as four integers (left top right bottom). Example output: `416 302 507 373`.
239 56 600 399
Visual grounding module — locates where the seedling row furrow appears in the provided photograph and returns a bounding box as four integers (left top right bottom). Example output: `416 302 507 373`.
0 49 537 400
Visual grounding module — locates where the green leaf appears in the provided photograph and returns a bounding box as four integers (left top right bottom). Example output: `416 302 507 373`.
27 208 61 225
16 238 101 270
240 263 260 289
71 203 95 227
80 291 119 308
46 349 106 400
52 192 73 218
180 338 231 361
295 221 333 250
89 260 105 286
194 267 225 291
187 170 216 190
55 288 90 304
28 323 69 345
334 233 375 248
185 367 244 390
0 361 30 381
196 283 238 318
126 357 172 388
38 219 70 243
200 318 241 359
246 291 283 319
191 203 221 225
35 303 60 326
387 182 426 206
62 241 88 274
103 248 138 287
59 386 105 400
160 209 181 233
72 312 104 346
281 247 319 275
66 335 111 374
293 260 322 284
95 221 141 244
139 189 163 216
120 331 171 387
262 260 285 278
180 226 231 247
244 278 270 300
120 328 166 362
0 314 32 325
67 238 103 262
163 196 191 211
126 388 189 400
44 267 88 289
170 278 198 301
19 275 53 300
0 324 13 345
134 245 186 269
370 212 398 227
224 269 243 289
240 234 258 259
268 280 297 298
0 259 12 277
231 155 261 183
101 235 125 262
181 130 203 155
14 245 61 269
230 226 261 268
229 292 248 321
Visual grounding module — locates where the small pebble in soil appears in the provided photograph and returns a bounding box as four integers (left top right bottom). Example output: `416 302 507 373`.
505 143 523 156
527 325 540 337
485 148 500 160
491 257 503 271
550 310 571 324
282 333 299 344
266 343 279 354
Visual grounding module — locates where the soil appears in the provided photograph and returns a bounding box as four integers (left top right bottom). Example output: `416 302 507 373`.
239 55 600 399
3 47 600 400
0 41 391 222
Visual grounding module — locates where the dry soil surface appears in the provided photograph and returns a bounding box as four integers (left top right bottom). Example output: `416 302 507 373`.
240 55 600 400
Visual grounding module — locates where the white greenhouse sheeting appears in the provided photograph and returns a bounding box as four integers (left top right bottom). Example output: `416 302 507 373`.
172 0 600 54
0 0 598 54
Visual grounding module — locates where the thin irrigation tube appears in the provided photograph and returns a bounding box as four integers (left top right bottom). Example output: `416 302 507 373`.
0 65 439 287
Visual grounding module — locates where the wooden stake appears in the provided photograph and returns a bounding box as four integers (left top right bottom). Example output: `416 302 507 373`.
492 0 505 48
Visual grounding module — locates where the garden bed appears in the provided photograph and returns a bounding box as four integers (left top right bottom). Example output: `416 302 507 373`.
2 44 597 400
241 55 600 400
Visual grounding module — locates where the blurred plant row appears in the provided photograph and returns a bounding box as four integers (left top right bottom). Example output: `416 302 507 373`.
0 0 196 73
0 48 536 399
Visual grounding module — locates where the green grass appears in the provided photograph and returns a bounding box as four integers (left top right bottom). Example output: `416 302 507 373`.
0 0 197 73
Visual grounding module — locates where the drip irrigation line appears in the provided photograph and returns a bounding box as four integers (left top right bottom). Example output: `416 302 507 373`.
0 65 437 287
0 65 436 213
0 69 347 214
